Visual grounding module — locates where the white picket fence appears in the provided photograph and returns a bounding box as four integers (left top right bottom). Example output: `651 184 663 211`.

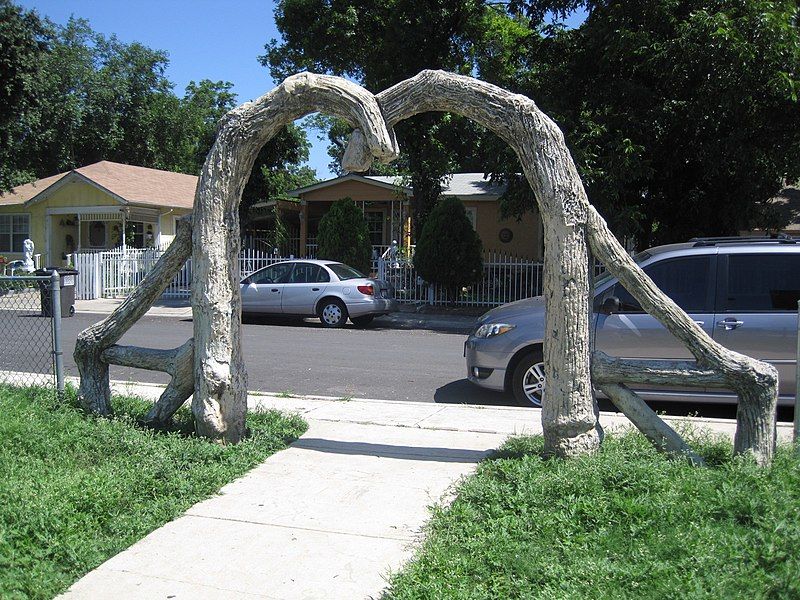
376 251 543 307
73 247 606 307
73 248 284 300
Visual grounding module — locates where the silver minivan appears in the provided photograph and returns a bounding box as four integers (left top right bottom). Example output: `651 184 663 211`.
465 238 800 406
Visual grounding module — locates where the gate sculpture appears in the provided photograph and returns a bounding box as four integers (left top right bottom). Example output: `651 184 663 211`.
73 71 779 465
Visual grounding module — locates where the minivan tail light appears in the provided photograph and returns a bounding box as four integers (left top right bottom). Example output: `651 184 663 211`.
357 284 374 295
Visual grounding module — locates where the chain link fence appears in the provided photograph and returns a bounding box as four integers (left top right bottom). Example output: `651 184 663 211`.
0 274 64 391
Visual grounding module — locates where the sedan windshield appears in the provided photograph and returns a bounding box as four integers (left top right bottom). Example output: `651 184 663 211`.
328 263 365 280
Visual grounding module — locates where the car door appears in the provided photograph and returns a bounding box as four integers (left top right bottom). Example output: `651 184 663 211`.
594 254 717 399
711 252 799 403
280 263 329 315
240 262 294 314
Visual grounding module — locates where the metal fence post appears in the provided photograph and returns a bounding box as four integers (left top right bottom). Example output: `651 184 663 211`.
51 271 65 398
795 300 799 448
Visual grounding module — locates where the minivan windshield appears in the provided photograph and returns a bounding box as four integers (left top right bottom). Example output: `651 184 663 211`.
593 250 651 290
328 263 365 280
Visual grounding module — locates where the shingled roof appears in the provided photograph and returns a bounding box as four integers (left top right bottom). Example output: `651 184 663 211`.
0 161 198 209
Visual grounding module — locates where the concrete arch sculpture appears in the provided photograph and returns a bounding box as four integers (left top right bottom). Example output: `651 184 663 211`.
74 71 779 465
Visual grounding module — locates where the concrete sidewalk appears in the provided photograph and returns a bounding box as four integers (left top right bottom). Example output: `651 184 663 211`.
58 379 795 600
74 297 479 333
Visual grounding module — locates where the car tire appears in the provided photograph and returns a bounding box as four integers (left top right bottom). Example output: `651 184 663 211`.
318 298 348 328
512 349 545 408
351 315 374 327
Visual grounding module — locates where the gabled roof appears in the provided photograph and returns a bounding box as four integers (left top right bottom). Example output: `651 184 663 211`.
0 161 198 209
367 173 506 197
286 172 506 199
286 173 413 197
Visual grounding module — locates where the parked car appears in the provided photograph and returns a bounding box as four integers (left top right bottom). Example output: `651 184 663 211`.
241 259 397 327
465 236 800 407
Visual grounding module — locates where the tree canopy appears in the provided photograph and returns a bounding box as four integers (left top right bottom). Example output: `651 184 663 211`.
0 0 49 190
522 0 800 245
265 0 800 246
1 5 316 213
262 0 496 237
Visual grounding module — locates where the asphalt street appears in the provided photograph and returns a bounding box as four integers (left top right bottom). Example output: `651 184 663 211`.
3 308 794 421
4 310 516 406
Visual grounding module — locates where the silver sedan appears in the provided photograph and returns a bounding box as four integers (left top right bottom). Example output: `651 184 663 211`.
240 259 397 327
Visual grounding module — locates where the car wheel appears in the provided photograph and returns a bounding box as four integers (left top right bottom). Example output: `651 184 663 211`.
512 350 545 408
318 299 348 328
351 315 374 327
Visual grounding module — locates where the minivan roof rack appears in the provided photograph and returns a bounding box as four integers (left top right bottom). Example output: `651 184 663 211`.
690 234 796 247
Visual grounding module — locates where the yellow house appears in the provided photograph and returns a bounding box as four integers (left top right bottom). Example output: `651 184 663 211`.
267 173 544 260
0 161 195 266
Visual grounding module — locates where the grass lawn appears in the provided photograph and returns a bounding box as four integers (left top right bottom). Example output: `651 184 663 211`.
0 384 307 599
384 432 800 599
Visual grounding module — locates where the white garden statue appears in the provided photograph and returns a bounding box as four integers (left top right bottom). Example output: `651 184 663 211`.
21 239 35 273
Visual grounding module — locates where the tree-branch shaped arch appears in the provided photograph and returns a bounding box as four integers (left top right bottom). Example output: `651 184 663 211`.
75 71 778 465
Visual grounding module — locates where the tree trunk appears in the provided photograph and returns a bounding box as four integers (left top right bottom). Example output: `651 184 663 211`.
374 70 602 457
74 217 193 414
191 73 399 443
101 340 194 426
598 382 704 465
586 206 778 465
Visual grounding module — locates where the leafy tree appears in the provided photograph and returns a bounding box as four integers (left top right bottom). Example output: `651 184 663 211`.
1 6 315 218
263 0 497 235
172 79 238 174
240 123 317 226
506 0 800 245
316 198 372 274
413 196 483 303
0 1 49 190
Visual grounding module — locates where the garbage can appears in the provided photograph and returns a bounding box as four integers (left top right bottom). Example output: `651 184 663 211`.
36 267 78 317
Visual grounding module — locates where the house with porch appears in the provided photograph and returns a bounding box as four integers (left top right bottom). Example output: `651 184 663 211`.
0 161 195 266
246 173 544 260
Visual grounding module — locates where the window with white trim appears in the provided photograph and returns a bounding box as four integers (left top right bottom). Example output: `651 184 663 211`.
0 214 30 253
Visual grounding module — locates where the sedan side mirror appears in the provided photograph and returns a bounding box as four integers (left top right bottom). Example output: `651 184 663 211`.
600 295 620 315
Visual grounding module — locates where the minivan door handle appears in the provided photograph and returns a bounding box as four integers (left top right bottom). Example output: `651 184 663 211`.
312 287 320 291
717 318 744 330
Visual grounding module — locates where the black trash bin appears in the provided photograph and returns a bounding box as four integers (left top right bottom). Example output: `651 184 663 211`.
36 267 78 317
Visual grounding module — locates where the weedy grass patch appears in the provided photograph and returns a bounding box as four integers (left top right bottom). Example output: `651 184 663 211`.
384 431 800 599
0 384 306 599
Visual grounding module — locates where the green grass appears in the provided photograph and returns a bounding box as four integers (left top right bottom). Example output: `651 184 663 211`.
0 384 307 599
384 432 800 599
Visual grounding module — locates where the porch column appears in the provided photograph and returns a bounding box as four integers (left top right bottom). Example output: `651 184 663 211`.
76 215 82 253
299 201 308 258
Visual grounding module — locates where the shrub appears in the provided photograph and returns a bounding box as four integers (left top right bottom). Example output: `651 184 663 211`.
414 196 483 302
317 198 371 274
